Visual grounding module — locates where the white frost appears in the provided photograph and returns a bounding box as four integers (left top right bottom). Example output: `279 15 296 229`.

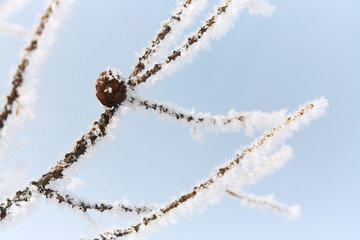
104 87 113 93
227 190 301 220
0 22 30 38
125 95 288 140
248 0 276 18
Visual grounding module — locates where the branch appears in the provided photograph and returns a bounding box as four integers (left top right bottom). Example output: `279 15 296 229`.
94 98 327 240
40 187 154 215
226 190 301 220
129 0 207 79
127 95 244 133
127 95 290 139
234 145 293 188
0 0 59 131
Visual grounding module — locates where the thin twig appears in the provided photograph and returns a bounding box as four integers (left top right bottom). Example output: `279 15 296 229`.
128 95 245 129
226 190 293 214
129 0 195 79
40 187 154 214
0 0 60 131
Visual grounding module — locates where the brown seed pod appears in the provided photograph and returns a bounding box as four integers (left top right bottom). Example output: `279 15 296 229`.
95 69 127 107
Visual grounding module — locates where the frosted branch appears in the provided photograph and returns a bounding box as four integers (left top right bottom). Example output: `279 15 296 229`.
224 144 293 191
127 95 245 132
1 0 76 166
0 0 59 131
40 187 154 215
130 0 208 79
127 95 288 139
94 98 328 240
226 190 301 220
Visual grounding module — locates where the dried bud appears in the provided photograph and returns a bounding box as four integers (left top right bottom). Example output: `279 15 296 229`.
96 69 127 107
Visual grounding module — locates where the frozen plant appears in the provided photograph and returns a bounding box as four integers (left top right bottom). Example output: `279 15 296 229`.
0 0 328 239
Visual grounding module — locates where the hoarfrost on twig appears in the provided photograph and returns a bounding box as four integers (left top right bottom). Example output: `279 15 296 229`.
130 0 209 79
0 22 29 38
226 190 301 220
40 187 155 215
127 95 288 138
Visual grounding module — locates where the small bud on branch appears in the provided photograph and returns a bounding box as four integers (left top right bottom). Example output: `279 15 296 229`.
96 69 127 107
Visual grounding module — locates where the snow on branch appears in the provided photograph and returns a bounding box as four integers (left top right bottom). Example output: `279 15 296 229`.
93 98 328 240
240 145 293 186
226 190 301 220
0 185 40 224
130 0 209 79
127 95 244 134
39 187 154 215
126 95 288 139
0 0 60 131
0 0 75 164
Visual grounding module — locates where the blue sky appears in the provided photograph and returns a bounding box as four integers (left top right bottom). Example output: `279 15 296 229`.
0 0 359 239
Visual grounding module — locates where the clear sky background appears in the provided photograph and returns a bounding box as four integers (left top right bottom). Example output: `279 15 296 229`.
0 0 359 239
